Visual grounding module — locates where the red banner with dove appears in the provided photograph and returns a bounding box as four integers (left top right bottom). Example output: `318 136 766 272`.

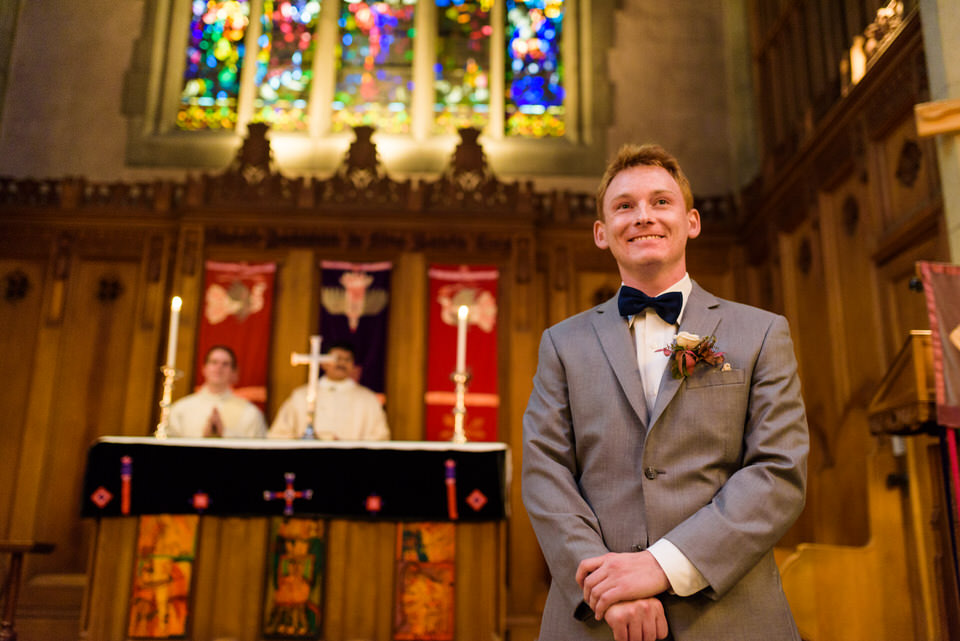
425 265 499 441
195 261 276 412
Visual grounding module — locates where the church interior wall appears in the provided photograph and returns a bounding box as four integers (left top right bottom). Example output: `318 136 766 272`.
2 1 960 640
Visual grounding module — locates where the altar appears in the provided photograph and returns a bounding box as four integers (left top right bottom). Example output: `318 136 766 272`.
80 438 509 641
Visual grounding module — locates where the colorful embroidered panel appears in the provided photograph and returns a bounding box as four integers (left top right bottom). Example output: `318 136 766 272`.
332 0 417 133
433 0 492 134
505 0 565 137
393 522 456 640
263 517 326 637
253 0 322 131
177 0 251 130
127 515 199 638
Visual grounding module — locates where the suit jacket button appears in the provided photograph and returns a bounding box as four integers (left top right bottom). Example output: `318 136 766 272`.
644 467 658 479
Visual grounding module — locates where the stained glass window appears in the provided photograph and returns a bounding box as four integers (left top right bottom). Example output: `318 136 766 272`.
332 0 417 134
434 0 492 134
505 0 565 137
253 0 322 131
178 1 252 130
174 0 570 138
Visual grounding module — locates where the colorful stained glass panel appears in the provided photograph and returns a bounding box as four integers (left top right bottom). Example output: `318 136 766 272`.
177 0 252 131
332 0 417 134
253 0 322 131
433 0 492 134
505 0 565 137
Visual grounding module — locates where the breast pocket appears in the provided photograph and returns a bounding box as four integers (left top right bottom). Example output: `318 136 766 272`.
684 368 745 389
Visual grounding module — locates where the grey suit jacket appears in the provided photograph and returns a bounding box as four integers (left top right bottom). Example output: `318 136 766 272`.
522 281 808 641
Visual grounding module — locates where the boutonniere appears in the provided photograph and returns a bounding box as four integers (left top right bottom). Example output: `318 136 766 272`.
657 331 725 379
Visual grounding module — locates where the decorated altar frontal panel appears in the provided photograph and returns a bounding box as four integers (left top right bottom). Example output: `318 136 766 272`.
82 437 508 521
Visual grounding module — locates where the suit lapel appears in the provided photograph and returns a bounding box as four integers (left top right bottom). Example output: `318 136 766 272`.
590 296 649 429
648 281 721 428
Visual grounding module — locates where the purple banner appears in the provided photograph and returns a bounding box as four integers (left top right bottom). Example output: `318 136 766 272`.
320 261 392 394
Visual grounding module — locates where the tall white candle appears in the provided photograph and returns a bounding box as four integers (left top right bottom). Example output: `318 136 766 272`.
455 304 469 373
166 296 182 368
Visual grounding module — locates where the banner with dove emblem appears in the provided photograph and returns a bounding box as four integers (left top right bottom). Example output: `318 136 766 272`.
425 265 499 441
195 261 276 412
320 261 392 394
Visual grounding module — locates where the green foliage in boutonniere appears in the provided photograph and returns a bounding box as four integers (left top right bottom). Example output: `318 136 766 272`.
657 331 726 379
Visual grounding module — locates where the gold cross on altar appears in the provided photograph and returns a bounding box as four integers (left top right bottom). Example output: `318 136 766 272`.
290 335 335 436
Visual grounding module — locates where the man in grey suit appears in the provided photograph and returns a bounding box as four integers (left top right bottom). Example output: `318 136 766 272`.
522 143 808 641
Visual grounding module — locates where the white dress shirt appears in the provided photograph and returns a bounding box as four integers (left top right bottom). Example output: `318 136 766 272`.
625 273 709 597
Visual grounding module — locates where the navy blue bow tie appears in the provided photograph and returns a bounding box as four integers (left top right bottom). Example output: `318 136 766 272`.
617 286 683 324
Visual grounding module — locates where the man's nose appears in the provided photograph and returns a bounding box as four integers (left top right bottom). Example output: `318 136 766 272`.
632 205 653 223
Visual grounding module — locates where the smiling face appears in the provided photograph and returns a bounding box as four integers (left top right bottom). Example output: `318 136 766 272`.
594 164 701 293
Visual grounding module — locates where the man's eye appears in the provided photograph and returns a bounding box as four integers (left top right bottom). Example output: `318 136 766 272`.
655 198 669 205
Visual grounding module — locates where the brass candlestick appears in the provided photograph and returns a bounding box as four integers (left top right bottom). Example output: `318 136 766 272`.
155 365 182 439
450 370 471 444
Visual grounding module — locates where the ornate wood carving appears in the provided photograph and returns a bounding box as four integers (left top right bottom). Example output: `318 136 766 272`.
894 139 922 187
314 126 411 207
0 178 61 207
3 269 29 302
96 276 124 302
182 229 201 276
864 41 919 139
422 128 535 215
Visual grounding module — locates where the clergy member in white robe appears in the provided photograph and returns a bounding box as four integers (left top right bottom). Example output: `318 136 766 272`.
168 345 267 438
268 341 390 441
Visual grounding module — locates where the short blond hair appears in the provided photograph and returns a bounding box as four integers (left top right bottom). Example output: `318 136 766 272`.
595 144 694 219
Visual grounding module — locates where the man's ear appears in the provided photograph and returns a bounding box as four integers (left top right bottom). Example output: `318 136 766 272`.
593 220 609 249
687 209 701 239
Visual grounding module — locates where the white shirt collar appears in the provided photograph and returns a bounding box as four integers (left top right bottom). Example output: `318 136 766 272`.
199 385 234 401
319 376 355 391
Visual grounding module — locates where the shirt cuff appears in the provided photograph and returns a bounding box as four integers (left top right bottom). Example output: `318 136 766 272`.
647 539 709 597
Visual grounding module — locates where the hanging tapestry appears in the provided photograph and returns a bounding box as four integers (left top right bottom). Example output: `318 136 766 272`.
393 522 456 641
127 514 199 639
319 261 392 394
919 261 960 427
195 261 276 412
425 265 499 441
262 517 326 638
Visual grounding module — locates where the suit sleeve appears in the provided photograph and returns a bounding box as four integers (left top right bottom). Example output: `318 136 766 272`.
664 314 808 598
522 328 611 619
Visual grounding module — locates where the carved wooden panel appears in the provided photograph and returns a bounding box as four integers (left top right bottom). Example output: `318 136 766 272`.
31 258 141 575
0 258 46 541
877 118 936 231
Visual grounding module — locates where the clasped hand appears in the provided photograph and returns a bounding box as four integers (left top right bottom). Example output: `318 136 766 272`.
576 551 671 640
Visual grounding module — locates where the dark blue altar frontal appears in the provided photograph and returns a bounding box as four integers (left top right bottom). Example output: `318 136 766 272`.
82 437 509 521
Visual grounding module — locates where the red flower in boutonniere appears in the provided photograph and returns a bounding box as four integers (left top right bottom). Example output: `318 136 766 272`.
657 332 725 379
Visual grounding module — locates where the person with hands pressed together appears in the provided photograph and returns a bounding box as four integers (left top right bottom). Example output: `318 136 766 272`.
522 143 808 641
168 345 267 439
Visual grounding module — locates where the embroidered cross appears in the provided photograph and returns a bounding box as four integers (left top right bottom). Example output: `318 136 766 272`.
263 472 314 516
